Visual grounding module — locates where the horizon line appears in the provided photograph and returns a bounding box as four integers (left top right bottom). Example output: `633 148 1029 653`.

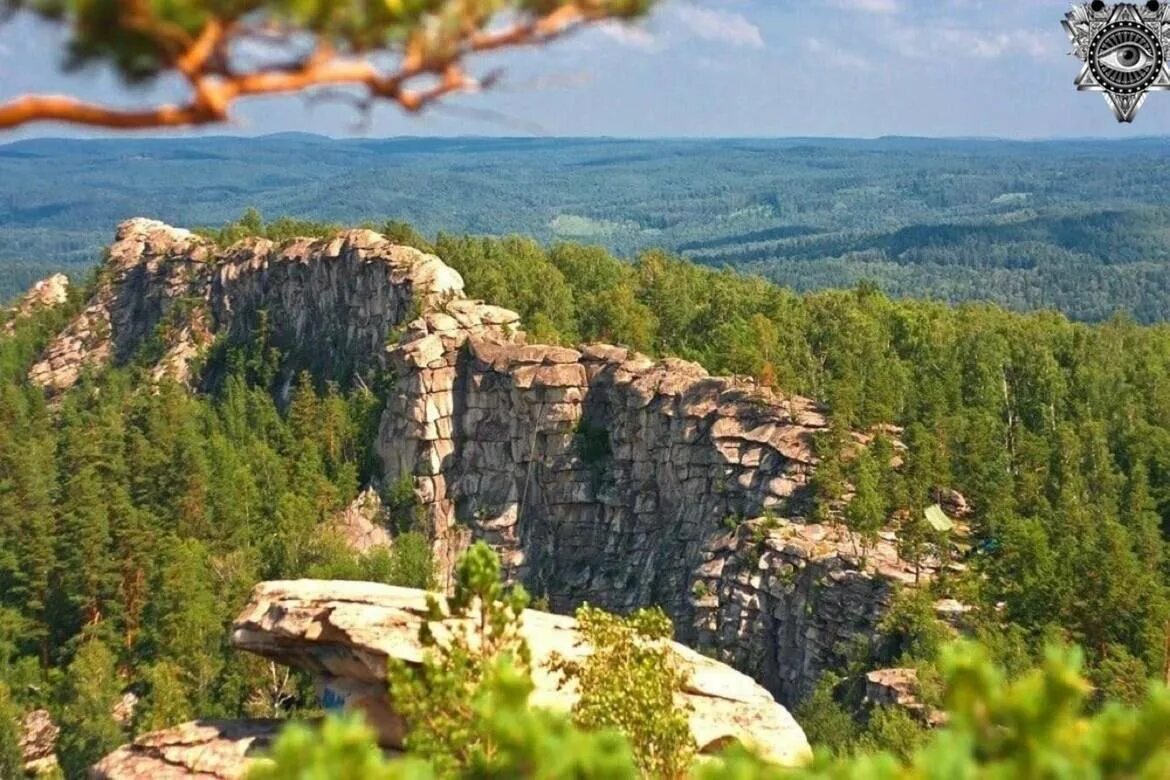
3 132 1170 147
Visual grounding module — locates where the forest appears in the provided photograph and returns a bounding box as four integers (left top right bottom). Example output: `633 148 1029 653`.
4 212 1170 776
9 136 1170 320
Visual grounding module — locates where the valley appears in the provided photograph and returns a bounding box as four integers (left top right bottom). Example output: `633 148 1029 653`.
7 135 1170 320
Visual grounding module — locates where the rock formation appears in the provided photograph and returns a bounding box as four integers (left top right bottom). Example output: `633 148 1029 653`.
327 487 392 553
4 273 69 333
29 218 461 394
90 719 284 780
19 708 59 776
30 219 929 706
229 579 813 767
376 288 905 702
864 667 946 727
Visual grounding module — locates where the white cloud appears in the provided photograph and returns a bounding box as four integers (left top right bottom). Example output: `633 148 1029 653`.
673 7 765 49
884 24 1050 61
806 37 871 71
827 0 900 13
596 21 660 51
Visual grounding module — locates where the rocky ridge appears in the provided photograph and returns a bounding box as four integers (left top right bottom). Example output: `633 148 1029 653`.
28 220 928 706
3 273 69 334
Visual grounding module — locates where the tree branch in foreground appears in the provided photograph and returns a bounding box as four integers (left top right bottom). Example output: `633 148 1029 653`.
0 2 636 130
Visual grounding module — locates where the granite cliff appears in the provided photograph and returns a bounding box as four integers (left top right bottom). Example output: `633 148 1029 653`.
30 219 927 705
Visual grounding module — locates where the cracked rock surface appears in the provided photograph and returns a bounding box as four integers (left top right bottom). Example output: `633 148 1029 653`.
89 719 283 780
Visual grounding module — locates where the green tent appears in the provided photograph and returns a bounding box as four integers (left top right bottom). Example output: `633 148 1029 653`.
925 504 954 533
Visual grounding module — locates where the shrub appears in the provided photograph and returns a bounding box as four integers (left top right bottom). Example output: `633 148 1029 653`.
550 606 695 778
386 542 531 775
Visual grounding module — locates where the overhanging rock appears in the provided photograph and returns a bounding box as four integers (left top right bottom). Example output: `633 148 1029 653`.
230 579 814 768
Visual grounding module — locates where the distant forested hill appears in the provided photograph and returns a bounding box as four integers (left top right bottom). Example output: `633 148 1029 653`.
6 134 1170 320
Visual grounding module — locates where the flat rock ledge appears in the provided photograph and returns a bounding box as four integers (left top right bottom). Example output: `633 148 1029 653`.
89 719 283 780
230 579 813 768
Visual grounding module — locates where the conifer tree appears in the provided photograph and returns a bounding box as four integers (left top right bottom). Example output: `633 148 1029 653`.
57 639 124 777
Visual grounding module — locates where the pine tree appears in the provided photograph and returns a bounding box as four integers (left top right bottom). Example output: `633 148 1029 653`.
136 661 194 733
57 638 124 777
846 450 886 565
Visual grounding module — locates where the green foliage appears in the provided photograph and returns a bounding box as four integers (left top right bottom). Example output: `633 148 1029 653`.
386 542 532 776
0 681 24 780
845 451 886 564
0 312 433 769
458 659 639 779
550 605 694 779
793 675 858 758
250 662 641 780
136 660 195 734
385 475 425 535
56 638 124 778
876 590 951 668
925 642 1170 777
197 209 343 247
701 642 1170 779
856 706 926 762
246 711 427 780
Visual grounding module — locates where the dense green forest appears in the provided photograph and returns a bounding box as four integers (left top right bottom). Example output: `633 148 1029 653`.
6 213 1170 775
0 292 433 777
10 136 1170 320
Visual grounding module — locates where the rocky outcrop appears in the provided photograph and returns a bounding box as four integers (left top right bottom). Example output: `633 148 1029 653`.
4 273 69 333
20 708 59 776
89 719 283 780
230 579 813 767
34 220 925 706
29 218 462 394
327 487 392 553
690 519 933 704
29 221 212 392
378 297 900 703
864 667 946 727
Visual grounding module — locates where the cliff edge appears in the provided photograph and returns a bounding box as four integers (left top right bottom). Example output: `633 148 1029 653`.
28 219 927 705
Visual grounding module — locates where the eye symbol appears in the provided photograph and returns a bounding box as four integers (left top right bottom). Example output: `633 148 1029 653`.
1099 43 1155 72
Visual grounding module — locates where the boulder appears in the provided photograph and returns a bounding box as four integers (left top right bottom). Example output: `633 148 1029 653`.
89 719 283 780
864 668 946 727
230 579 813 768
20 708 59 776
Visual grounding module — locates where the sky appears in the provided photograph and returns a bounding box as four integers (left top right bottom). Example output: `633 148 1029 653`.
0 0 1164 139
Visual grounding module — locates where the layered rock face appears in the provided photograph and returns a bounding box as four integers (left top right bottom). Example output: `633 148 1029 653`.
29 218 461 394
379 300 894 702
31 220 915 706
692 520 921 703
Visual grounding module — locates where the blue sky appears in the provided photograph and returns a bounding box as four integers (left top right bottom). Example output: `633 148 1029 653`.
0 1 1160 139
